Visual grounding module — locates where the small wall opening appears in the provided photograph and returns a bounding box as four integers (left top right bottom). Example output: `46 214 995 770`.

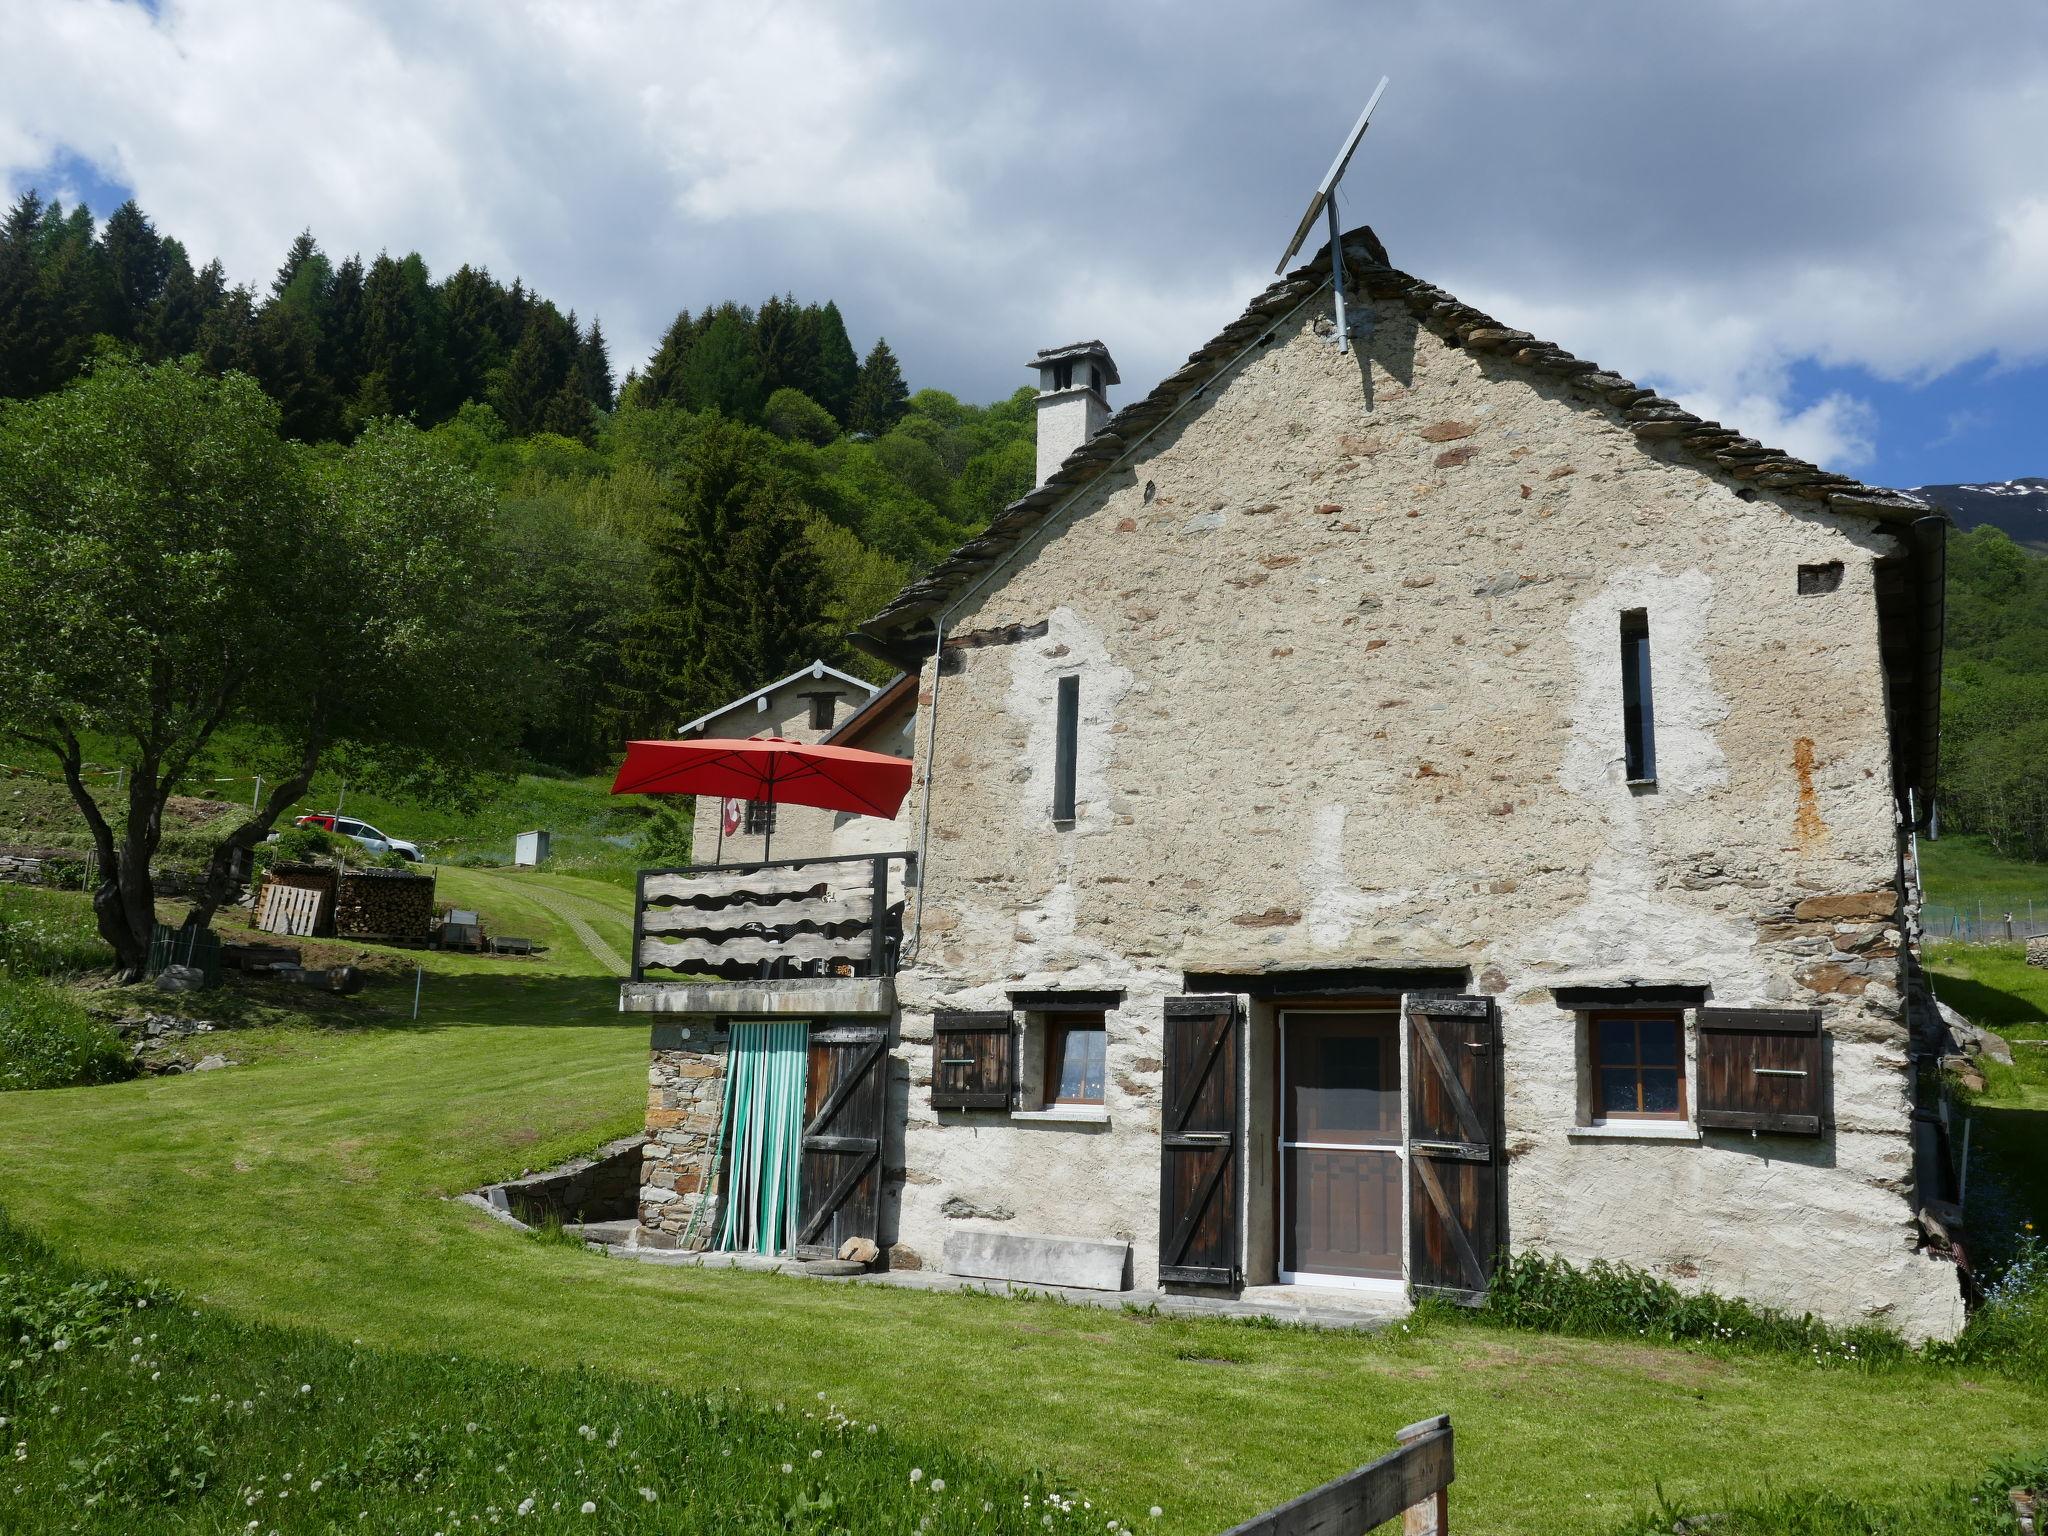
1620 609 1657 785
1799 561 1845 596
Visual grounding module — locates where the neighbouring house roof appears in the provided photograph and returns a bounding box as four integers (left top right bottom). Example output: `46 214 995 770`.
678 660 880 738
856 225 1945 823
824 670 916 751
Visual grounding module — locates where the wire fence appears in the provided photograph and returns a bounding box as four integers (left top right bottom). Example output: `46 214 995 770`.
1922 901 2048 945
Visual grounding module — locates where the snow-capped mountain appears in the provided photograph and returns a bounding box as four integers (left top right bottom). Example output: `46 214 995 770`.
1903 478 2048 551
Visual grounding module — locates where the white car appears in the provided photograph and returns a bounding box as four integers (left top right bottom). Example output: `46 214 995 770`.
297 813 424 862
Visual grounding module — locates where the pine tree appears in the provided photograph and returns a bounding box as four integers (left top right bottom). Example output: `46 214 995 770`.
268 230 322 303
144 240 205 361
193 280 259 377
848 337 909 436
0 192 50 397
678 306 763 419
321 255 367 410
38 202 117 385
355 252 449 424
578 319 614 411
638 309 695 408
803 300 859 423
100 200 171 346
490 304 579 435
441 263 505 409
754 293 803 398
255 295 336 440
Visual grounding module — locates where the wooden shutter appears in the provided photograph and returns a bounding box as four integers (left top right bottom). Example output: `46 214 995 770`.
1406 995 1504 1303
930 1011 1013 1109
1696 1007 1826 1135
1159 996 1241 1287
794 1024 887 1259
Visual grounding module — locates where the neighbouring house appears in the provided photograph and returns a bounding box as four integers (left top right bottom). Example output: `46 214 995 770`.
624 226 1964 1339
677 660 900 866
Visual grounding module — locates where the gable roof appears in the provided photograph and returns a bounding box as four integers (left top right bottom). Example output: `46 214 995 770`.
824 670 916 750
678 660 879 737
857 225 1930 649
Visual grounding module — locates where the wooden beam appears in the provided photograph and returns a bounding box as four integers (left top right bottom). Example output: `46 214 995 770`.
1220 1422 1453 1535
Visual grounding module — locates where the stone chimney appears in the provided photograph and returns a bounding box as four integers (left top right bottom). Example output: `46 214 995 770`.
1027 341 1118 487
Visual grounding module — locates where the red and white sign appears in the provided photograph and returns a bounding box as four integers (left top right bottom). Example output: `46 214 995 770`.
722 797 745 837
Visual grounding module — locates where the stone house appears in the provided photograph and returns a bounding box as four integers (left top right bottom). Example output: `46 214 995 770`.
625 227 1963 1339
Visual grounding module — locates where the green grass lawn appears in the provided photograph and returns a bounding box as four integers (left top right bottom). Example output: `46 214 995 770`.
1 906 2043 1535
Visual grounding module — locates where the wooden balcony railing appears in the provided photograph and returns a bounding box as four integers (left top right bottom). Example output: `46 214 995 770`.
631 852 914 984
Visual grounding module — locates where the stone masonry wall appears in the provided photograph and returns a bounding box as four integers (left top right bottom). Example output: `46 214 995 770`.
881 288 1963 1338
638 1022 728 1247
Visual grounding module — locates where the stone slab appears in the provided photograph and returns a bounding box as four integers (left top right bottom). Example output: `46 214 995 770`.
943 1229 1130 1292
623 976 895 1019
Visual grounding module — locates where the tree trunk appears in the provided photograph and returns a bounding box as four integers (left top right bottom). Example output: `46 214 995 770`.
49 727 152 981
186 736 324 933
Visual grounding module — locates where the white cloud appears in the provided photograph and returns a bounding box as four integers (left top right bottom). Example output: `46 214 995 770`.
1 0 2045 477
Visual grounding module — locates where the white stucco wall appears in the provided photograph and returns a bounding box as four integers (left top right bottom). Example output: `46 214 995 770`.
877 291 1960 1339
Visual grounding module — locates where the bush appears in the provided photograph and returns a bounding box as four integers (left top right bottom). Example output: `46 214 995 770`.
763 386 839 446
638 801 695 865
0 975 131 1091
1480 1250 1913 1367
0 886 109 976
254 823 349 874
1933 1231 2048 1381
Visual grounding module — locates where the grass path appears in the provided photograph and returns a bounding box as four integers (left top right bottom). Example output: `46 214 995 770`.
0 941 2042 1533
460 866 631 976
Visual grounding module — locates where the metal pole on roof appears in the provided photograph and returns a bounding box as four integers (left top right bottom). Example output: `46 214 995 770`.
1325 196 1350 354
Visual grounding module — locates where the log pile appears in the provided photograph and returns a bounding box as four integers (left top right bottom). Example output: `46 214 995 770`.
334 868 436 942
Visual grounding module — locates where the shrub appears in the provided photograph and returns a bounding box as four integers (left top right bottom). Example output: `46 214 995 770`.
254 822 349 874
638 801 696 865
0 886 109 976
1933 1231 2048 1381
1480 1250 1912 1367
0 975 131 1091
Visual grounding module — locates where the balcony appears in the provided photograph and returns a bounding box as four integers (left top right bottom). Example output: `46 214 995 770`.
620 851 914 1017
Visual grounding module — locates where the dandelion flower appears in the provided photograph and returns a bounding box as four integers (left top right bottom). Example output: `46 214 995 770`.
1150 1507 1164 1519
299 1384 311 1395
580 1502 596 1516
811 1449 824 1459
781 1463 794 1475
639 1488 657 1503
931 1478 945 1492
910 1468 924 1482
517 1497 535 1516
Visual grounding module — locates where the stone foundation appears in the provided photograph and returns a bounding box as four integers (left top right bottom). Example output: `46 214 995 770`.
638 1021 729 1246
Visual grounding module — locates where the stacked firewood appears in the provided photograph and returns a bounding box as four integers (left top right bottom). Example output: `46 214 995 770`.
333 869 436 941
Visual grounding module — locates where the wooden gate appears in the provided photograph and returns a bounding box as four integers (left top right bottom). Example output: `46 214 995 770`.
795 1024 887 1260
1159 996 1241 1287
1405 995 1503 1303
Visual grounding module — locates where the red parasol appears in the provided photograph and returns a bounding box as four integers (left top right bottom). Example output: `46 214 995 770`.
611 736 913 860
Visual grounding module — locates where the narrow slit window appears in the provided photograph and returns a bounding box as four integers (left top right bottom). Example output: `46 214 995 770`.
1052 673 1080 822
1620 609 1656 784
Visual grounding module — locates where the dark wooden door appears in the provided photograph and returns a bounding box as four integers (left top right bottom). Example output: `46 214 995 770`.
1159 996 1241 1287
1405 995 1504 1302
1281 1010 1403 1281
795 1023 887 1260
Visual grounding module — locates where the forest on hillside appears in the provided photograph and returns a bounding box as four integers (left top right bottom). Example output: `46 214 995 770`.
0 192 1037 771
1940 524 2048 859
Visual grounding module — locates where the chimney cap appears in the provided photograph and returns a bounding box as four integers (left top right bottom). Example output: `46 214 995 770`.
1026 340 1119 385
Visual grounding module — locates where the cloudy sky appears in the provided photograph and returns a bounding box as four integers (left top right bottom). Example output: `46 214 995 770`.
4 0 2045 488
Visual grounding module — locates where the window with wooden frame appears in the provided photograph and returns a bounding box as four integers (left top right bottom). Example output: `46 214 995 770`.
804 691 838 731
1043 1011 1107 1106
743 799 777 836
1589 1010 1686 1121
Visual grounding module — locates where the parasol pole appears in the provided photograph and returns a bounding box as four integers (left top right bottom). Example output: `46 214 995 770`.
761 757 775 863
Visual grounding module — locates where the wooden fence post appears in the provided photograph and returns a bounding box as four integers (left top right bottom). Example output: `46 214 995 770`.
1397 1416 1450 1536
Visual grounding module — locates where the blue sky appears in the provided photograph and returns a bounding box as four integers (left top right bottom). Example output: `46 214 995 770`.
4 0 2045 491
